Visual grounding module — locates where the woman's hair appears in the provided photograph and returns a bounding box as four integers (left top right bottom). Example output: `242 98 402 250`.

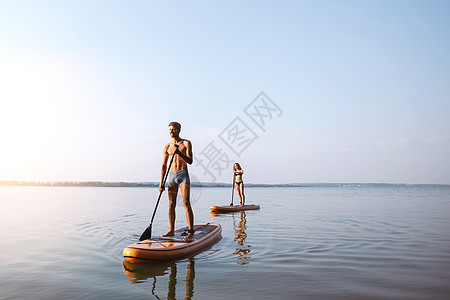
234 163 242 170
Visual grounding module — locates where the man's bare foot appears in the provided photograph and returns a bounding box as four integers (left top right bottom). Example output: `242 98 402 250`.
161 231 174 237
183 232 194 242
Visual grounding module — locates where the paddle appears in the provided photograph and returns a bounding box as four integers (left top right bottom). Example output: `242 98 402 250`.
230 172 236 206
139 146 177 241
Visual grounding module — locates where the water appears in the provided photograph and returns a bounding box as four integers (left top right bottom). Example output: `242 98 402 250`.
1 185 450 300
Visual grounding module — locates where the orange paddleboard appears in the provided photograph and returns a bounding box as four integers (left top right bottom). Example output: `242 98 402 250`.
210 204 260 212
123 222 222 263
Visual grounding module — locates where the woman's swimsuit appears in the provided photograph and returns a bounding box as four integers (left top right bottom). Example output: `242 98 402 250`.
234 171 243 185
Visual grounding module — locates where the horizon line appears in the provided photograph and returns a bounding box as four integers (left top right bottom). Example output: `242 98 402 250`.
1 180 449 187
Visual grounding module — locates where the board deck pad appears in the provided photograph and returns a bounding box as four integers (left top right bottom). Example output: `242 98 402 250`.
139 223 215 243
123 222 222 262
210 204 260 212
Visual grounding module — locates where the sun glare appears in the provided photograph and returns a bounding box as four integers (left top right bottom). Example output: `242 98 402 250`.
0 57 65 179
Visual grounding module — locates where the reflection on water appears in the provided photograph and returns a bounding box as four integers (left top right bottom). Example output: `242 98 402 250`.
233 211 251 265
123 259 195 300
5 186 450 299
210 210 254 265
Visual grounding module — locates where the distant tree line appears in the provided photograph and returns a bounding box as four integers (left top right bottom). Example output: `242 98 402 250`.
0 181 159 187
1 181 447 188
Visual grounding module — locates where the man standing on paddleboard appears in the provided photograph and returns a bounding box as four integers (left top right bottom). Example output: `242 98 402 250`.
160 121 195 242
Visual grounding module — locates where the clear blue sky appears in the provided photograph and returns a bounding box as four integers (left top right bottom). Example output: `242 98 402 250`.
1 0 449 184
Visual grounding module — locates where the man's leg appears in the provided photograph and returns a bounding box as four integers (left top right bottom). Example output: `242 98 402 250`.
162 185 178 237
180 183 194 241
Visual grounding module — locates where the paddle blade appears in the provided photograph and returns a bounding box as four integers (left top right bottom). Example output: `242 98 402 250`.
139 224 152 241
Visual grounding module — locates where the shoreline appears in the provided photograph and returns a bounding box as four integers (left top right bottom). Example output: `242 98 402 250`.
1 181 449 188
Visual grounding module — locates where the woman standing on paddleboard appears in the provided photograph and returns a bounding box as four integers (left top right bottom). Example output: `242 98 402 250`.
233 163 246 206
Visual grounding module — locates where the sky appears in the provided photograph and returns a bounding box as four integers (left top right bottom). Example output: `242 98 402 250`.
1 0 449 184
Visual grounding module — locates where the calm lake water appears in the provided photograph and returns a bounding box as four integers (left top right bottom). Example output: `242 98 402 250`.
1 185 450 300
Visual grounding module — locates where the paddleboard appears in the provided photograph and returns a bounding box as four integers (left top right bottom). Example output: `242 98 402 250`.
123 222 222 263
210 204 260 212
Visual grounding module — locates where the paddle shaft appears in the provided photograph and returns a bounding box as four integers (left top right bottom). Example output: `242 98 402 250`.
140 149 177 241
230 172 236 206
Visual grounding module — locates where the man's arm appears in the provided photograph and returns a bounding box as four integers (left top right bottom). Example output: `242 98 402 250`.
159 145 169 192
175 140 193 165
